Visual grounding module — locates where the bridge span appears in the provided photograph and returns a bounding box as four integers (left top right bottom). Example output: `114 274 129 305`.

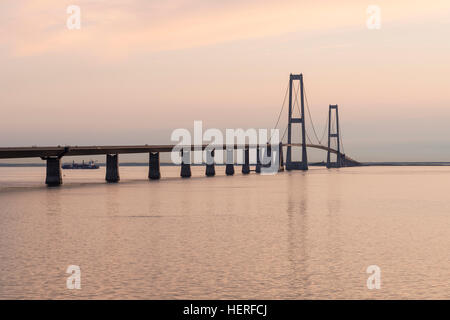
0 73 360 186
0 143 355 161
0 143 360 186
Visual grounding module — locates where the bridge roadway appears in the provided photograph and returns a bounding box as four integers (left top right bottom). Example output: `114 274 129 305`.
0 143 356 162
0 143 360 186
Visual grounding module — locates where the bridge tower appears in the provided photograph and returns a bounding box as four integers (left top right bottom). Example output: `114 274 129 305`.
326 104 342 168
286 74 308 170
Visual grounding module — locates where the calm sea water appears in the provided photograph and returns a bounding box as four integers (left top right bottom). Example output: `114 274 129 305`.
0 166 449 299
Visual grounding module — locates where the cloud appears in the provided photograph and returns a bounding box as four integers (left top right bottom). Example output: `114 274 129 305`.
1 0 449 59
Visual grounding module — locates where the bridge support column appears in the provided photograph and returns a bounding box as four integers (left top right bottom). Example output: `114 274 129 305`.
45 157 62 186
106 154 120 183
205 148 215 177
261 145 271 169
180 150 191 178
148 152 161 180
255 146 261 173
225 147 235 176
327 104 342 168
340 153 346 166
242 148 250 174
278 142 285 172
260 145 279 174
286 73 308 171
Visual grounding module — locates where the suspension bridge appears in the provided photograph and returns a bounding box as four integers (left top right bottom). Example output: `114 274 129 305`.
0 73 360 186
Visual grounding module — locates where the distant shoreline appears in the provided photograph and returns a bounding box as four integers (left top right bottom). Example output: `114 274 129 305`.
1 162 450 167
311 162 450 167
360 162 450 166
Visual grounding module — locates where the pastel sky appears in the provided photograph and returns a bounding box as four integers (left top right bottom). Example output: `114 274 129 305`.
0 0 449 161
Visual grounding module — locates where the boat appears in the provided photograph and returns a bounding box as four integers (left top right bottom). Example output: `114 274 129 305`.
62 160 99 169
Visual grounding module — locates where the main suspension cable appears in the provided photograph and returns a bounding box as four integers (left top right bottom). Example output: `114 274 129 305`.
319 113 328 145
269 81 289 143
281 124 289 143
303 84 323 145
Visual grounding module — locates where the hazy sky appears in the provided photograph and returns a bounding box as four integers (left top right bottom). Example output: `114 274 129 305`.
1 0 450 161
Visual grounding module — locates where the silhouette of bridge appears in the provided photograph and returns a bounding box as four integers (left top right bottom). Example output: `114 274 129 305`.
0 74 360 186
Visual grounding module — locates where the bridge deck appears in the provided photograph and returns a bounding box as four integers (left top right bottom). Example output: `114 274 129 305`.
0 144 357 163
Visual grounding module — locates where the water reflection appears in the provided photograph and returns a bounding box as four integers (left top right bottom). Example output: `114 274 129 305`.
325 188 343 296
286 173 310 298
0 166 449 299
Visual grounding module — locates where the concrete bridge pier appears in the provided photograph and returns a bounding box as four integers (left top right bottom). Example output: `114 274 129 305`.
148 152 161 180
260 145 281 174
242 148 250 174
205 148 215 177
44 157 62 186
106 154 120 183
262 145 271 169
255 146 261 173
278 142 285 172
180 150 192 178
225 148 235 176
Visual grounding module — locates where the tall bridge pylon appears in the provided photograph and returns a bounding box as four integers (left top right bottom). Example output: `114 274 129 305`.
326 104 342 168
286 74 308 171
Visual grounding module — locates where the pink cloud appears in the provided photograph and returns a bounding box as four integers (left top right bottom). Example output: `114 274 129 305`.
2 0 449 59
